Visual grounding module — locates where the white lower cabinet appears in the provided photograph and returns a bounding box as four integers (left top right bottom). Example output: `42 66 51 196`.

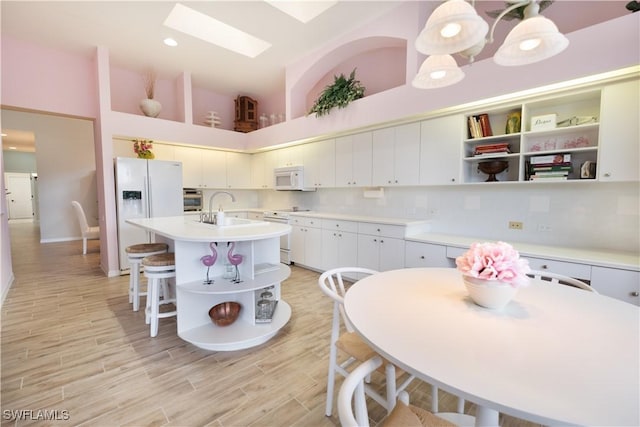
290 217 322 269
590 266 640 306
357 234 404 272
321 219 358 271
405 241 454 268
522 256 591 281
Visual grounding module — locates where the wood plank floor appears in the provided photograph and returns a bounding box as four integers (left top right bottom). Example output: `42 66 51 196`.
1 222 538 427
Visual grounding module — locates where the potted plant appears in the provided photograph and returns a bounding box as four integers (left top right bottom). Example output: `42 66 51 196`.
139 70 162 118
456 241 530 309
308 68 365 117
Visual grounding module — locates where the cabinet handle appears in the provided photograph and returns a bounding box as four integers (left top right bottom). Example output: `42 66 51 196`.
388 180 392 184
353 181 356 185
373 239 377 242
338 233 342 237
380 239 384 243
451 178 456 182
604 173 611 177
420 255 425 259
541 265 548 269
631 292 639 297
377 228 381 232
395 180 398 183
336 224 340 227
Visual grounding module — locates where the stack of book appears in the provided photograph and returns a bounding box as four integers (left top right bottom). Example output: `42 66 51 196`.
474 142 511 156
528 154 572 181
468 113 493 138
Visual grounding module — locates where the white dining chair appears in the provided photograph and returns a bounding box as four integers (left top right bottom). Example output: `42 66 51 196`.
318 267 415 418
71 200 100 255
528 270 597 293
338 355 475 427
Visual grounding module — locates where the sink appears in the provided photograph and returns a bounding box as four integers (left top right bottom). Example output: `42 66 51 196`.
193 217 267 228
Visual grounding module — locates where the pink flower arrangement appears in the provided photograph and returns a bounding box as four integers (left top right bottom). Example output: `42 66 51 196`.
456 241 530 287
133 139 154 159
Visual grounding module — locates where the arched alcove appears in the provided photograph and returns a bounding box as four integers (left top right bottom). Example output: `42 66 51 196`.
289 36 407 119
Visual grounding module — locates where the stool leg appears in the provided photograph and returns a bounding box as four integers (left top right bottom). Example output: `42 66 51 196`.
131 260 141 312
150 278 160 337
145 278 152 325
128 261 135 304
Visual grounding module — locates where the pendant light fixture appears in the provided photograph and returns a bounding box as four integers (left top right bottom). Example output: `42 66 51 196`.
412 0 569 89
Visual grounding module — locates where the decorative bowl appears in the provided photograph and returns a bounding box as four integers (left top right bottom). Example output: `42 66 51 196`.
209 301 241 326
478 160 509 182
463 276 518 310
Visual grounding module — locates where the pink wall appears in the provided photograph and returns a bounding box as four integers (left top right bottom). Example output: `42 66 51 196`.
0 36 97 118
191 86 235 131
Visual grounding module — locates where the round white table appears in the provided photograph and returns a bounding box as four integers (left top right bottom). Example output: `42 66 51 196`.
343 268 639 426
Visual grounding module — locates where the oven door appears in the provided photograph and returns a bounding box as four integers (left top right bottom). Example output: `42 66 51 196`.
263 216 291 264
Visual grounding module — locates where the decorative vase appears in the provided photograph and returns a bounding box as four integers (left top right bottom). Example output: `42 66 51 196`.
139 98 162 118
463 276 518 310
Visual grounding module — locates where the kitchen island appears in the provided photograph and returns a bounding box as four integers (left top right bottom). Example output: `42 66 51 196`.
127 215 292 351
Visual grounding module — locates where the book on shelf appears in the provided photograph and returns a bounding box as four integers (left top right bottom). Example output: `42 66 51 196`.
531 171 570 177
529 153 571 165
468 114 493 138
529 175 569 181
529 164 573 172
474 142 511 156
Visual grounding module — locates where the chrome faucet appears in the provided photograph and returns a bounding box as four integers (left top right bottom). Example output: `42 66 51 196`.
205 191 236 224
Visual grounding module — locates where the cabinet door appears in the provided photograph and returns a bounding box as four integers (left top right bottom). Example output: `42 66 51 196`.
201 150 227 188
420 115 463 185
322 230 340 269
304 226 323 269
251 152 267 189
278 145 305 167
405 241 452 268
598 79 640 182
352 132 372 187
357 234 380 271
372 127 395 186
394 122 420 186
174 146 203 188
306 139 336 188
378 237 405 272
335 135 354 187
152 143 175 161
322 229 358 270
590 266 640 306
290 226 306 264
226 152 252 189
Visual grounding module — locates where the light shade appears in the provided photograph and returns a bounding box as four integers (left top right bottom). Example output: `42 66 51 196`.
494 15 569 66
412 55 464 89
415 0 488 55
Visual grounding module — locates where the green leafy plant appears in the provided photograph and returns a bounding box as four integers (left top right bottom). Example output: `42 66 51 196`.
308 69 365 117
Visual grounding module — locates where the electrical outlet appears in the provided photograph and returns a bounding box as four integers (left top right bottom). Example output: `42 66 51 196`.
509 221 523 230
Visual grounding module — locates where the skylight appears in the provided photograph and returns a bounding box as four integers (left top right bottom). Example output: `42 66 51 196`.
163 3 271 58
265 1 338 23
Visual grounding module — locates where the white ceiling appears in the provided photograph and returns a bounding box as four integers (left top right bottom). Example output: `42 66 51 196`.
1 1 633 152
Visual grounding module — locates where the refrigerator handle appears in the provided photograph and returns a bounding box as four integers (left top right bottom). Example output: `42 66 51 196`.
144 176 151 217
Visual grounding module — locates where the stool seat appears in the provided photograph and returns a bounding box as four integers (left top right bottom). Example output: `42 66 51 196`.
143 252 177 337
126 243 169 312
142 253 175 267
126 243 169 254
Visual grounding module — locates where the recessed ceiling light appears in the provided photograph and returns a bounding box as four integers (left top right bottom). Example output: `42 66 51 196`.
265 1 337 23
164 37 178 47
164 4 271 58
9 147 17 150
1 133 7 137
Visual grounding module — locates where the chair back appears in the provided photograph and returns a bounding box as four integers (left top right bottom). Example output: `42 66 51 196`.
71 201 90 233
338 355 383 427
318 267 378 334
528 270 597 293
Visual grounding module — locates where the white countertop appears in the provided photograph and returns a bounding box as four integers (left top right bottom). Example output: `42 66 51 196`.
128 216 291 242
286 211 430 227
407 232 639 271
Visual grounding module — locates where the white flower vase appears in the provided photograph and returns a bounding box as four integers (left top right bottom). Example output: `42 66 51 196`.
463 276 518 310
140 98 162 118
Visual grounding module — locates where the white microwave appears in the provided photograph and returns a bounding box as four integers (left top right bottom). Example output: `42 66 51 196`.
274 166 315 191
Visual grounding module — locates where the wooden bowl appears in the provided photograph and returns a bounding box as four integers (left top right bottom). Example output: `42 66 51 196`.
209 302 241 326
478 160 509 182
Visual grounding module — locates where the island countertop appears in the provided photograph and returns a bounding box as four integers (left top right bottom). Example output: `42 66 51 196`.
127 216 291 242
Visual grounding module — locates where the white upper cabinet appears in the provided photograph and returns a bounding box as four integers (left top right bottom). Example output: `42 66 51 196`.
174 145 204 188
335 132 373 187
598 79 640 182
226 152 252 189
372 123 420 186
305 139 336 188
201 149 227 188
251 150 278 189
277 144 305 168
419 115 463 185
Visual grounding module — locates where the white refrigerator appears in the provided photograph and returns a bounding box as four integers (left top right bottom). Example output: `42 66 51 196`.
115 157 183 272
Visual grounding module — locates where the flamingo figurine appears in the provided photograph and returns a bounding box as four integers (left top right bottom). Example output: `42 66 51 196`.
227 242 244 283
200 242 217 284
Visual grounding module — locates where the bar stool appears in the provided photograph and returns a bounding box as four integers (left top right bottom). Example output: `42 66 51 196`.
142 252 177 337
125 243 168 312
